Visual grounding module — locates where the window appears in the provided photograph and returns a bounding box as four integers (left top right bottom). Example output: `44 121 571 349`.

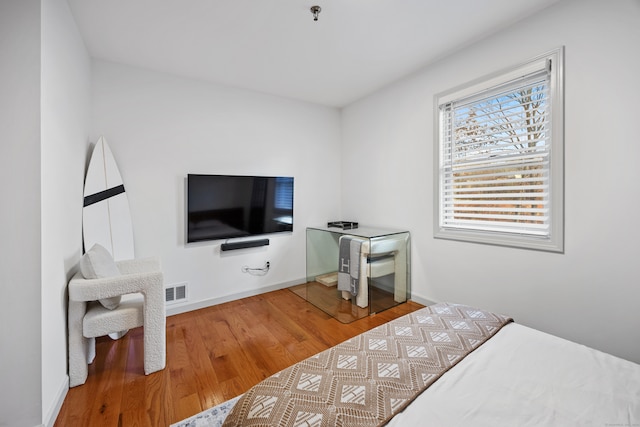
434 48 564 252
274 176 294 211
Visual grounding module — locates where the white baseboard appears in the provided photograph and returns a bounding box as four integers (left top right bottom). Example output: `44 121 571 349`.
43 375 68 427
165 278 434 317
165 278 306 317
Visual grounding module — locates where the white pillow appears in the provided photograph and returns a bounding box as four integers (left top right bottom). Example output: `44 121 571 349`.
80 244 122 310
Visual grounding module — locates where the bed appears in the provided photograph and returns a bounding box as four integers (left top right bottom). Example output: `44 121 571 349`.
173 303 640 427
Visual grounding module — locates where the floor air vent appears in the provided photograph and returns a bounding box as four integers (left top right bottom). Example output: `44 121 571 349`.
166 282 187 304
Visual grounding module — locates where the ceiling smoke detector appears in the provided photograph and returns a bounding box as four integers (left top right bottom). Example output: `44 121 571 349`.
310 6 321 22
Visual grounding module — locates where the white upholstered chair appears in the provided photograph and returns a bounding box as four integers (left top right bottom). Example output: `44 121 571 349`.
340 234 409 308
68 244 166 387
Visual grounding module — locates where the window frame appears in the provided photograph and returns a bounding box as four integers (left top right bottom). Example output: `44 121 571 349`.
433 47 564 252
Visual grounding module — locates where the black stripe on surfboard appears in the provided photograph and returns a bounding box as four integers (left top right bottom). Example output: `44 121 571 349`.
83 185 125 207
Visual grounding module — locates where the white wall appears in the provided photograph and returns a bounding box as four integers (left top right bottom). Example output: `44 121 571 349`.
41 0 91 424
0 1 89 426
90 61 342 312
341 0 640 363
0 1 43 426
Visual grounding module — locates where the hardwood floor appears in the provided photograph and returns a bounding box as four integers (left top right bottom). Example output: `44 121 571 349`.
54 288 424 426
290 281 404 323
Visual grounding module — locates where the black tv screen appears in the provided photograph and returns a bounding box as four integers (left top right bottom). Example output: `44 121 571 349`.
187 174 294 243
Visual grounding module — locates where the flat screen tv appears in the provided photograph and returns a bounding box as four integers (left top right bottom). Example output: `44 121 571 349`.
187 174 294 243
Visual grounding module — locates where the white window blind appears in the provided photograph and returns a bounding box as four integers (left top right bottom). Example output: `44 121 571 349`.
435 48 563 252
274 177 293 210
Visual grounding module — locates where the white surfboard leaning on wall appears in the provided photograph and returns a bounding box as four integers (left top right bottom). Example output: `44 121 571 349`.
82 137 135 261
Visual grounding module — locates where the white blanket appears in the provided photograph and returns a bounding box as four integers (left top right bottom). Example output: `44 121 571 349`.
388 322 640 426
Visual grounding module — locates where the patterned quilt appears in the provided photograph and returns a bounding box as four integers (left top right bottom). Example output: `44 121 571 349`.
222 303 512 427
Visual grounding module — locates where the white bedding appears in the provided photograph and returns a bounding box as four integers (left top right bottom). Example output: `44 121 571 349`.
388 323 640 427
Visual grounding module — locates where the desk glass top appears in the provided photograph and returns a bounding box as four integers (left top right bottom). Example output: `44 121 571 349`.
306 226 409 239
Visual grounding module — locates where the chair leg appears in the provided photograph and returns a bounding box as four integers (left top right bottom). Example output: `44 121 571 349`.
142 286 166 375
68 300 90 387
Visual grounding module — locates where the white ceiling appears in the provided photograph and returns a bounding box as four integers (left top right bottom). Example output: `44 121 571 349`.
66 0 561 107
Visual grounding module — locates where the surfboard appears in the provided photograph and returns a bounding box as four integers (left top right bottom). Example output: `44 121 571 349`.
82 137 135 261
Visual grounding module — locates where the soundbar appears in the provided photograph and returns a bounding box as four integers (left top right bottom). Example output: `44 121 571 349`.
221 239 270 251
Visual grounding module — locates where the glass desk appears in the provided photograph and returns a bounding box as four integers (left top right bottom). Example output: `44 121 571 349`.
296 226 410 323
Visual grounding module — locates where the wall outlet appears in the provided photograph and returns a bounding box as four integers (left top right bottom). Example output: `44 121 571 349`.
166 282 188 304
